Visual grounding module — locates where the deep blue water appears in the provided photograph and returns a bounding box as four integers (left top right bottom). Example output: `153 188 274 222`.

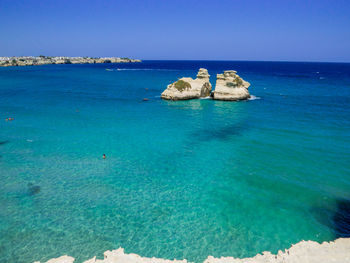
0 61 350 263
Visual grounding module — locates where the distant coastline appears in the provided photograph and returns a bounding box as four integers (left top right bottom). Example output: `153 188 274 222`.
0 56 141 67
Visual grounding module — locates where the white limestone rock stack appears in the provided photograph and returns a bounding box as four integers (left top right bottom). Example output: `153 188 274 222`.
161 68 212 100
212 70 250 101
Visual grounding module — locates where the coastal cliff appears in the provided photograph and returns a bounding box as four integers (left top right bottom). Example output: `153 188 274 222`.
161 68 212 100
212 71 250 101
0 56 141 67
34 238 350 263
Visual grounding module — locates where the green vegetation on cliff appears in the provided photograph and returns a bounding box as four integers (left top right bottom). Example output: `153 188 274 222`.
174 80 191 92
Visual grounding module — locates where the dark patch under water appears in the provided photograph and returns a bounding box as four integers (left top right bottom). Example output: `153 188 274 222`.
311 199 350 239
333 199 350 237
191 122 249 142
27 183 41 196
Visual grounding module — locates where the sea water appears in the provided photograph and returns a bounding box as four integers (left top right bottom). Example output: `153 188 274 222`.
0 61 349 263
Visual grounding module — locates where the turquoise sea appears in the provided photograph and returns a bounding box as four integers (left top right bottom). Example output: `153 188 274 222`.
0 61 350 263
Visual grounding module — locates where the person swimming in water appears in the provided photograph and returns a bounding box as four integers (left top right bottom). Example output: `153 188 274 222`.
103 154 106 159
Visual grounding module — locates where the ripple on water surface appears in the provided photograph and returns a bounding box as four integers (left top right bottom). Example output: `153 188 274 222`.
0 61 350 263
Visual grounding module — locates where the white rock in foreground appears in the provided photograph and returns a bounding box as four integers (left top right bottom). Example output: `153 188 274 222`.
212 70 250 101
161 68 212 100
34 238 350 263
34 255 75 263
204 238 350 263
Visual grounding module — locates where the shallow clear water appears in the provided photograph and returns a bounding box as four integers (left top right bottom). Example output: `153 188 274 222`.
0 61 350 263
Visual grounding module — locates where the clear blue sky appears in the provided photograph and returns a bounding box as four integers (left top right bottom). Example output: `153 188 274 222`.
1 0 349 62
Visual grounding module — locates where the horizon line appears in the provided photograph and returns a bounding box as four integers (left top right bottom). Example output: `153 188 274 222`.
1 56 349 64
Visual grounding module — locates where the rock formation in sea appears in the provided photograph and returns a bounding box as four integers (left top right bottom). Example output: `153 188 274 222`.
212 70 250 101
34 238 350 263
161 68 212 100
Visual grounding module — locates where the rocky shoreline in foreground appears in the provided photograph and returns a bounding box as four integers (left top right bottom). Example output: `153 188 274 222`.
0 56 141 67
35 238 350 263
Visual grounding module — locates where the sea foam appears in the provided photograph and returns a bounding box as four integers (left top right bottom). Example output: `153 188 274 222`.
248 95 261 100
